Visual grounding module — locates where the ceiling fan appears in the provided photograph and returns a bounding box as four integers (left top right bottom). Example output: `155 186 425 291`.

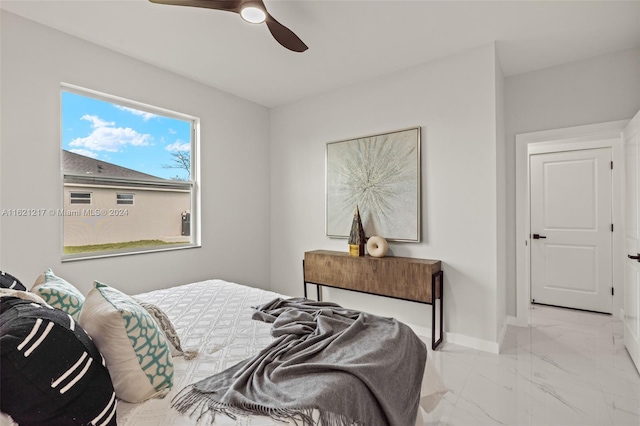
148 0 308 52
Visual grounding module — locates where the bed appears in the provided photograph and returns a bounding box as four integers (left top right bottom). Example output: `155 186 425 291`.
117 279 290 425
0 276 447 425
119 279 447 425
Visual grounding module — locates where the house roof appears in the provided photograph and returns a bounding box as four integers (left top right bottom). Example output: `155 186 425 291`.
63 150 167 182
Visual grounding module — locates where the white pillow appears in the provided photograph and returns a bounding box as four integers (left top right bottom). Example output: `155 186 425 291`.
79 281 174 403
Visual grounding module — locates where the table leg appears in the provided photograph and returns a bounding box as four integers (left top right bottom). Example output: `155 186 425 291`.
431 271 444 350
302 260 308 299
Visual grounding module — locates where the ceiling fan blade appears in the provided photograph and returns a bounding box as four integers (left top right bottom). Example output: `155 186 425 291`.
264 15 308 52
149 0 243 13
150 0 308 52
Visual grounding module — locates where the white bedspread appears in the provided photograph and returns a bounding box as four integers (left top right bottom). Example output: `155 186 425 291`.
116 279 447 425
117 279 283 425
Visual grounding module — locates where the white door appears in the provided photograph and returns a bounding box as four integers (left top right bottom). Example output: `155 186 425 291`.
530 148 613 313
623 111 640 373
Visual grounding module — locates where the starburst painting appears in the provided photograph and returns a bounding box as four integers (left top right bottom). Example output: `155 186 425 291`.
326 127 420 241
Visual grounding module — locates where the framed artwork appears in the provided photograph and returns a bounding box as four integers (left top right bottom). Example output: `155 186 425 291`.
326 127 421 242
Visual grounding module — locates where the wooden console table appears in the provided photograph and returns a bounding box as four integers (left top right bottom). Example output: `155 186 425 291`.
302 250 443 350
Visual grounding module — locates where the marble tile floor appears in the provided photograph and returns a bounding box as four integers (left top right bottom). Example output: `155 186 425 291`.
421 305 640 426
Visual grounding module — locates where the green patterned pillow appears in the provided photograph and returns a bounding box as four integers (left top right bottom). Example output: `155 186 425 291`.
78 281 173 403
31 269 85 320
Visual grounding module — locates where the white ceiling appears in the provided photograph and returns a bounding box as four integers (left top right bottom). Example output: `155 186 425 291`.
2 0 639 107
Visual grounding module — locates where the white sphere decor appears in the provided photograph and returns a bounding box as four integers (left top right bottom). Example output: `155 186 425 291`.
366 236 389 258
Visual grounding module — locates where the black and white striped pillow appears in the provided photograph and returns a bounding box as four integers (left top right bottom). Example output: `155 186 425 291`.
0 271 26 291
0 297 117 425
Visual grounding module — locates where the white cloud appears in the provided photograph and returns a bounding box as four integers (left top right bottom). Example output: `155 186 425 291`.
165 141 190 152
69 149 98 159
70 115 151 152
81 114 114 129
168 128 177 134
114 105 158 121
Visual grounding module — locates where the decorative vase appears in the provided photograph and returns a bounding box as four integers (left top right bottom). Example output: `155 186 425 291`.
348 205 366 256
366 236 389 258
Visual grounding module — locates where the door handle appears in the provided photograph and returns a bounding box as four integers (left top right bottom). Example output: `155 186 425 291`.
532 234 547 239
629 254 640 262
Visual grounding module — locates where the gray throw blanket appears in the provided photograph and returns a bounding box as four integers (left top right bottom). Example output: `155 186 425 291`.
172 297 427 425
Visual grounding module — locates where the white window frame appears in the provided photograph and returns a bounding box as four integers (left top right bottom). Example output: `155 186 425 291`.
69 191 92 205
61 83 201 261
116 193 134 205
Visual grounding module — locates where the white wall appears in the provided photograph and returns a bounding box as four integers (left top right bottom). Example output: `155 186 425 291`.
505 48 640 316
270 44 502 348
495 52 508 341
0 12 271 295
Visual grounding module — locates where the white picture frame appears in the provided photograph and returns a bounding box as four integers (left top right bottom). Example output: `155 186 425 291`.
326 127 421 242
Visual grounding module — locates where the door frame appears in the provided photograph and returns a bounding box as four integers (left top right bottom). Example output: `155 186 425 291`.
515 120 627 327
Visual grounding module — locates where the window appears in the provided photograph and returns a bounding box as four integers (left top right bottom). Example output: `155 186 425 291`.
116 193 134 205
61 84 199 259
70 192 92 205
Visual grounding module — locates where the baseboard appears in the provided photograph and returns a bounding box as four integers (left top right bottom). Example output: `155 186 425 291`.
406 323 500 354
506 315 519 326
446 332 500 354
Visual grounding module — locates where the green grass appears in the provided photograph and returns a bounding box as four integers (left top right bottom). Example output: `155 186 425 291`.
64 239 184 254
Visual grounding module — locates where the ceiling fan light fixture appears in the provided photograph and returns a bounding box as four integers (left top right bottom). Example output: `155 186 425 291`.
149 0 306 52
240 6 266 24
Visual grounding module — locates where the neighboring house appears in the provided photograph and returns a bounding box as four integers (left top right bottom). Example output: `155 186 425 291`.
62 150 190 247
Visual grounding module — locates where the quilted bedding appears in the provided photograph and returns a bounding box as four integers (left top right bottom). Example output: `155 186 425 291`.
116 279 446 425
117 279 283 426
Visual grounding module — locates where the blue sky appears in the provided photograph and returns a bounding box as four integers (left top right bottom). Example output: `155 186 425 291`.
61 91 192 180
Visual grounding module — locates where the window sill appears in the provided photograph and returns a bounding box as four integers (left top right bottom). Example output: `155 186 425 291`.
61 243 201 262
